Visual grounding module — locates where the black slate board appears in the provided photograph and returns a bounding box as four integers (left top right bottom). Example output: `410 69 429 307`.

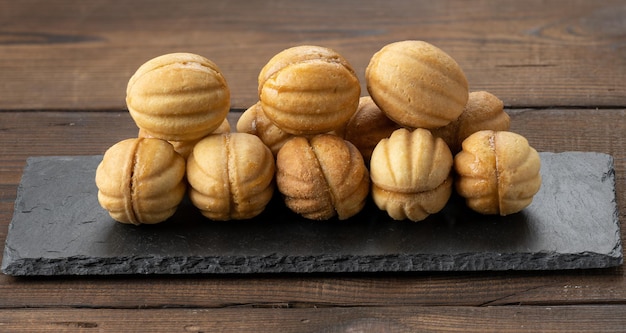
1 152 622 276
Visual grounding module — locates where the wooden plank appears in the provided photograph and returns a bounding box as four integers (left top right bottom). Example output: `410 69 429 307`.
0 109 624 309
0 271 624 309
1 306 626 332
1 0 625 110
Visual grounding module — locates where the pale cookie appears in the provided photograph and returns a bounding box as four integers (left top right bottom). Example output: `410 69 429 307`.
186 132 275 221
139 118 230 159
370 128 453 222
126 52 230 141
95 138 187 225
366 40 469 129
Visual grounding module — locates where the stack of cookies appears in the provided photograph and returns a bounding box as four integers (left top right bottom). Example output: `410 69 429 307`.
96 41 542 225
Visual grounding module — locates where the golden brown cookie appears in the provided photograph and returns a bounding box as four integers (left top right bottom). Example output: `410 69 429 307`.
366 40 469 129
126 52 230 141
258 45 361 135
186 132 275 220
95 138 187 225
339 96 401 164
370 128 453 221
236 101 294 156
139 118 230 159
430 91 510 153
454 130 542 216
276 134 370 220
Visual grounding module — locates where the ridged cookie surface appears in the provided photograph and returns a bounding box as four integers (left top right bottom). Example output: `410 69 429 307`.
370 128 453 221
127 52 230 141
95 138 187 225
258 45 361 135
454 130 542 216
366 40 468 129
276 134 370 220
186 133 275 220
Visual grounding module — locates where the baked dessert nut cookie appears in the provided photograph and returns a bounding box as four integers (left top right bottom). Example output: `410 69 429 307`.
139 118 230 159
95 138 187 225
276 134 370 220
258 45 361 135
430 91 510 154
186 132 275 220
454 130 542 216
366 40 469 129
339 96 401 164
236 101 294 156
126 52 230 141
370 128 453 222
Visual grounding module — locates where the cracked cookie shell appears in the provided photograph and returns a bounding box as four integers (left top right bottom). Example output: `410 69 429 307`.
126 52 230 141
258 45 361 135
95 138 187 225
186 132 275 221
454 130 542 216
276 134 370 220
370 128 453 221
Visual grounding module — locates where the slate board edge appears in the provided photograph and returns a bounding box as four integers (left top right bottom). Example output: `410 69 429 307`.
3 251 623 276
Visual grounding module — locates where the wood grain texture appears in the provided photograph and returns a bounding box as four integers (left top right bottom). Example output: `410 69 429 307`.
1 306 626 332
1 1 625 331
1 0 625 109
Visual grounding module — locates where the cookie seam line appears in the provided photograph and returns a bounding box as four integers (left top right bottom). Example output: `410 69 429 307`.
309 138 339 219
491 133 502 215
128 138 142 225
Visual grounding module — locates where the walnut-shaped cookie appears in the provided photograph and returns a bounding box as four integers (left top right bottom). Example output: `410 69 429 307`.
370 128 453 221
139 118 230 159
276 134 370 220
186 132 275 220
339 96 401 164
366 40 469 129
126 52 230 141
236 101 294 156
430 91 510 154
454 130 542 216
258 45 361 135
95 138 187 225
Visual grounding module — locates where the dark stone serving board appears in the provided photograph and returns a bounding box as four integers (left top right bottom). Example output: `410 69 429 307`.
1 152 622 276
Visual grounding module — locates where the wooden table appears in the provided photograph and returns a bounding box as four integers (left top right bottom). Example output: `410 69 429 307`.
1 1 625 331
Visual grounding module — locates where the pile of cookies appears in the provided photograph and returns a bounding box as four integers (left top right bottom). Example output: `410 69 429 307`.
95 41 542 225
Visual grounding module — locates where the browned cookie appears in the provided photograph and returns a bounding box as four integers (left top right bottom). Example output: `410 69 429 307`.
236 101 294 156
276 134 370 220
258 45 361 135
454 130 542 216
430 91 510 154
339 96 401 164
